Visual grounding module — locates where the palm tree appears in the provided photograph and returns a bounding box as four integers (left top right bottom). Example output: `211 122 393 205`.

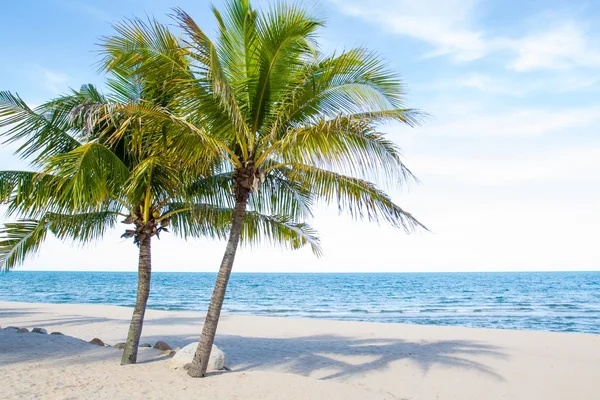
0 67 320 364
95 0 425 377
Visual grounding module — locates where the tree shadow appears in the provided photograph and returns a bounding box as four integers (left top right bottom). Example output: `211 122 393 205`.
129 332 509 382
0 331 120 365
12 316 118 327
0 304 508 382
213 334 508 381
0 309 44 318
0 330 173 366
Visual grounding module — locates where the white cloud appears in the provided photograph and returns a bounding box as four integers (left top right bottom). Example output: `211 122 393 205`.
459 73 531 96
330 0 487 62
330 0 600 72
506 23 600 71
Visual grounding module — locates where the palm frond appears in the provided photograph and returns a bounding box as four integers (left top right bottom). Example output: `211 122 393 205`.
242 211 322 256
249 1 323 143
264 114 417 185
0 220 48 271
42 142 130 210
167 201 321 255
0 210 120 272
0 170 58 217
173 7 249 158
282 164 426 233
45 211 120 244
0 91 82 164
262 48 424 139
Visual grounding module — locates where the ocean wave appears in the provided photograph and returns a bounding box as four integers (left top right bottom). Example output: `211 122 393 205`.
547 303 579 310
2 271 599 334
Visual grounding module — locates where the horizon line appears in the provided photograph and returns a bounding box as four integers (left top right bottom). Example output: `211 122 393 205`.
9 269 600 274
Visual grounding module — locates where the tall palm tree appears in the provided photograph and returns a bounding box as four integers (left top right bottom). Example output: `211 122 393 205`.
98 0 425 377
0 69 320 364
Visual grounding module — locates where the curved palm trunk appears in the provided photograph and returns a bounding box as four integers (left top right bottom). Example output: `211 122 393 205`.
187 189 250 377
121 234 152 365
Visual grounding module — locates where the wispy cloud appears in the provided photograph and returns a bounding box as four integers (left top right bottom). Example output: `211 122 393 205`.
505 23 600 71
330 0 600 72
330 0 486 62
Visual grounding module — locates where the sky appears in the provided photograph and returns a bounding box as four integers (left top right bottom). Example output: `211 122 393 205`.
0 0 598 273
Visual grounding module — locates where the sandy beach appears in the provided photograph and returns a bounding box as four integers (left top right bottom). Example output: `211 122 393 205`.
0 301 598 399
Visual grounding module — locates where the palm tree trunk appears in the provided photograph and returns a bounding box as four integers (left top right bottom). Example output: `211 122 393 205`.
121 233 152 365
187 188 250 377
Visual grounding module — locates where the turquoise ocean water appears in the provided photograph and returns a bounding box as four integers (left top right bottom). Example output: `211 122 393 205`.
0 271 598 334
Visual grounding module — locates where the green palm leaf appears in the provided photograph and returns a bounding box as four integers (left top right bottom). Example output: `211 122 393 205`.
0 220 48 272
166 202 321 255
0 91 82 164
280 164 425 232
43 142 130 210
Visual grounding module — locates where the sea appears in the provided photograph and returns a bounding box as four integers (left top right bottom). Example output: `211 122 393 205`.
0 271 598 334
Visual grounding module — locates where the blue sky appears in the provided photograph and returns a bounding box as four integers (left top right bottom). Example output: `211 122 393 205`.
1 0 599 272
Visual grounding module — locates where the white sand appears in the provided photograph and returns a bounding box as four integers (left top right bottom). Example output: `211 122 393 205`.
0 301 598 399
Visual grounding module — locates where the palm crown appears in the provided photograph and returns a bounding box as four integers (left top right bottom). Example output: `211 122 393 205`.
103 4 423 229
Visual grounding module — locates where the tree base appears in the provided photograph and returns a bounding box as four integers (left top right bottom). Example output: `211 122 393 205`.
187 365 205 378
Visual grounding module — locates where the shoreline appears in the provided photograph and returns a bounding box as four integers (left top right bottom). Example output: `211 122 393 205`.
0 299 597 336
1 301 599 399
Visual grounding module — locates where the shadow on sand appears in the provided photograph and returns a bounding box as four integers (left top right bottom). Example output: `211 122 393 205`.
1 307 508 381
218 334 507 381
134 331 508 381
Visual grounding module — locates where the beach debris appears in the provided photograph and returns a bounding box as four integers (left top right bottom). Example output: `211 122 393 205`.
17 328 29 334
89 338 105 346
140 343 152 348
169 343 226 371
32 327 47 334
153 341 172 351
114 342 127 349
50 332 64 335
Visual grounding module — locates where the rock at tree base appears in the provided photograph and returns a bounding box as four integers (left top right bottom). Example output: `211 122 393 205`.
169 343 226 371
89 338 105 346
114 342 127 349
153 341 171 351
17 328 29 334
140 343 152 348
32 328 47 334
